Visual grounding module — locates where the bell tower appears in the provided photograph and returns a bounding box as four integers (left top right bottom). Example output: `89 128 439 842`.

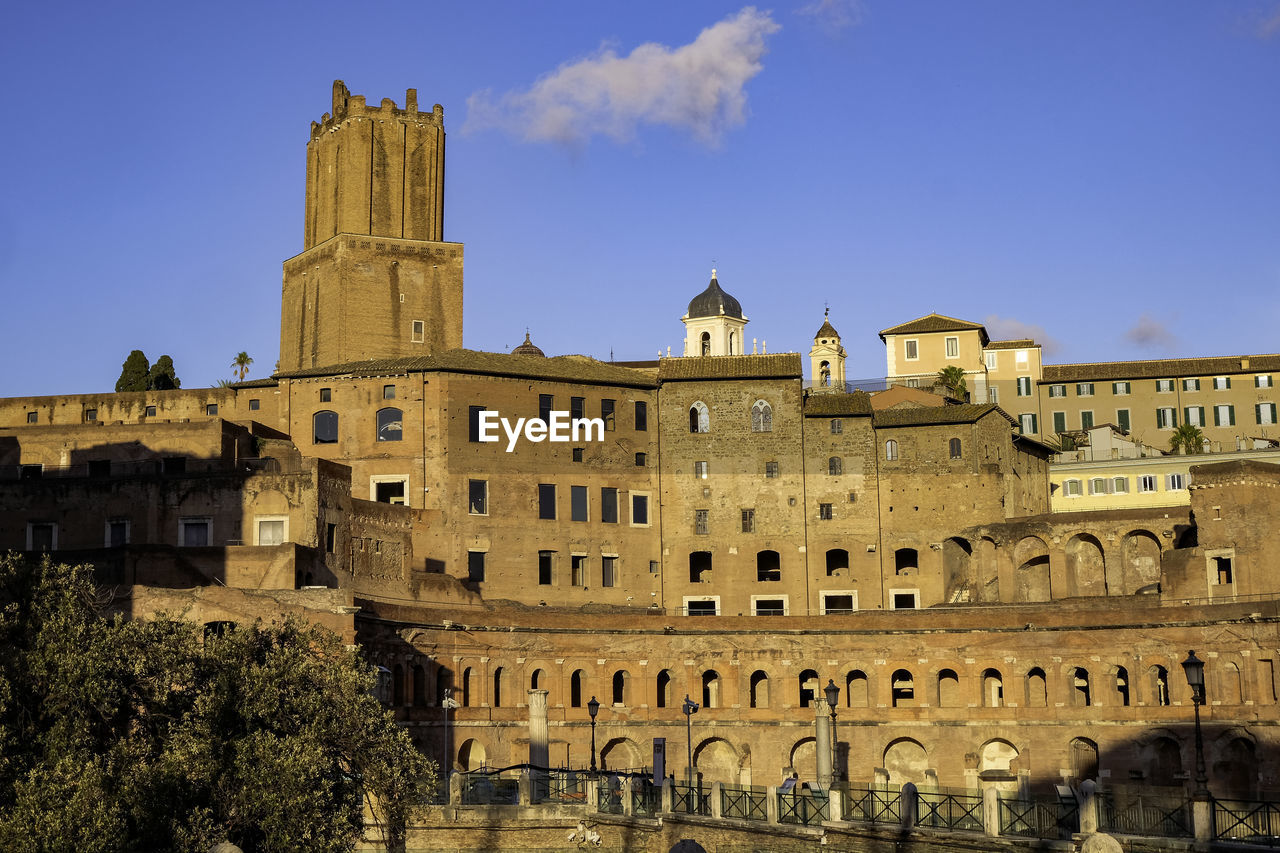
681 269 748 357
809 309 846 391
279 81 464 373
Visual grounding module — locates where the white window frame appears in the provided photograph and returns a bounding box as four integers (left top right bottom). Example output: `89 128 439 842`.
629 491 652 527
1016 377 1031 397
750 594 790 616
1214 404 1235 427
1113 382 1131 396
1157 379 1174 393
1049 384 1066 398
1259 403 1278 426
369 475 410 506
26 521 58 551
178 517 212 547
411 319 425 343
1156 408 1176 430
988 387 999 404
904 339 919 361
694 461 709 479
682 595 720 617
104 518 130 547
888 588 920 610
1138 475 1158 493
1088 477 1109 496
1019 413 1037 434
1257 374 1273 389
1015 349 1029 367
1183 378 1200 392
1063 479 1082 497
1166 473 1187 491
945 336 959 359
985 351 998 369
1112 477 1129 494
1077 383 1095 397
1213 376 1230 390
254 515 289 546
1186 407 1204 427
820 590 859 615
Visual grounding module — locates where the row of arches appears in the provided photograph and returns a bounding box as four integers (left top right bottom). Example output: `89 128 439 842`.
312 407 403 444
687 400 773 434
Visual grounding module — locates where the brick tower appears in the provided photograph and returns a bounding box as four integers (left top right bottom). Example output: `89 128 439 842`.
278 80 464 372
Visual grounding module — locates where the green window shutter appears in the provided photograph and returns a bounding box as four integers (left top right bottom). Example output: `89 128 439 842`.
1226 377 1231 390
1184 407 1191 425
1053 412 1066 433
1198 407 1206 426
1213 406 1221 427
1117 410 1130 432
1229 405 1236 426
1258 404 1263 424
1081 411 1093 430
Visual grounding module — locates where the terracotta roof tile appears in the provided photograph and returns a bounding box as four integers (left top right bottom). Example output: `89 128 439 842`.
873 403 1015 427
657 354 802 382
275 350 658 388
1043 354 1280 383
986 339 1036 350
803 391 873 417
878 313 989 343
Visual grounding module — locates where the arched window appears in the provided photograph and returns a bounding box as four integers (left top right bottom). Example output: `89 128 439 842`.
656 670 672 708
983 669 1004 707
376 407 403 442
689 402 709 433
756 550 781 582
885 439 898 461
894 548 918 575
460 667 471 706
612 670 629 705
728 331 736 355
1115 666 1130 706
891 669 915 707
749 671 770 708
846 670 869 707
570 670 584 708
820 361 831 387
799 669 820 708
825 549 849 576
413 665 427 707
530 669 543 690
937 669 960 707
700 331 711 356
1072 667 1091 707
1150 665 1170 706
828 456 843 476
702 670 721 709
492 666 504 707
751 400 773 432
313 410 338 444
1026 667 1047 707
949 437 962 459
437 666 453 706
392 664 405 706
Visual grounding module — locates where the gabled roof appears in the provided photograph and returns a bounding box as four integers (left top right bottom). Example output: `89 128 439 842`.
275 350 657 388
878 313 989 344
803 391 873 417
873 403 1015 428
986 339 1036 350
1043 354 1280 383
657 354 802 382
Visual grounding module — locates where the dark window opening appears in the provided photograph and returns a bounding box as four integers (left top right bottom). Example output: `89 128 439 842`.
632 494 649 525
20 464 42 480
635 452 646 466
88 460 110 477
313 410 338 444
145 405 157 416
602 556 617 588
826 549 849 576
741 509 755 533
84 409 97 422
601 488 618 523
572 447 583 462
25 411 36 423
571 555 587 586
895 548 918 575
319 388 331 402
107 520 128 548
949 437 962 459
819 503 833 520
538 484 556 519
374 480 405 504
468 480 487 515
765 461 779 478
376 407 403 442
539 394 553 423
206 403 218 416
634 400 647 430
601 399 615 431
325 523 337 553
247 400 259 411
468 406 485 442
689 551 712 583
687 600 717 616
162 457 186 475
1215 556 1233 585
755 598 785 616
756 550 781 582
467 551 486 582
570 397 585 421
538 551 554 585
694 509 709 535
891 670 915 707
892 592 917 609
571 485 588 521
825 594 855 614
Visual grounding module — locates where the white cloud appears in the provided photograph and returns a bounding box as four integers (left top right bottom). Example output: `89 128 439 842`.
1259 7 1280 39
797 0 863 33
982 315 1061 357
1124 314 1179 350
464 8 780 147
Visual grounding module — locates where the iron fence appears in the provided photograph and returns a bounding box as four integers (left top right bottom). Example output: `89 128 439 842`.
673 782 711 816
631 779 661 816
845 784 902 824
720 784 768 821
1098 790 1192 838
458 771 520 806
777 789 830 826
999 795 1079 839
917 788 984 832
537 770 588 805
1215 798 1280 846
597 779 624 814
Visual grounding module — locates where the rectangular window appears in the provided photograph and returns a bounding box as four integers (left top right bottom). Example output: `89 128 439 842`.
694 509 709 535
765 461 779 478
945 336 959 358
1049 384 1066 398
601 488 618 523
1016 377 1032 397
26 411 37 423
467 551 485 582
988 387 999 404
468 480 488 515
631 494 649 526
1257 375 1273 388
570 397 585 421
1167 473 1186 490
685 599 718 617
890 590 920 610
1214 404 1235 427
1185 406 1205 427
1183 378 1200 392
635 452 646 466
468 406 485 442
538 484 556 519
411 320 425 343
753 598 787 616
694 461 708 479
1020 413 1037 434
538 551 554 585
1156 379 1174 393
650 560 660 575
1258 403 1278 425
106 519 129 548
904 339 919 360
1015 349 1029 366
1138 475 1158 493
830 419 842 435
256 517 286 546
83 408 98 422
383 384 396 400
822 592 857 615
819 503 833 520
179 518 210 547
320 388 332 403
1080 411 1094 430
1063 479 1082 497
1052 411 1067 434
1077 383 1094 397
572 447 583 462
539 394 553 423
247 400 259 412
1112 477 1128 494
1113 382 1131 395
601 556 617 588
985 351 998 369
27 522 56 552
1088 477 1109 496
144 404 158 417
741 509 755 533
1213 376 1230 390
570 485 588 522
571 555 587 586
634 400 648 430
206 404 218 416
1157 407 1177 429
325 523 336 553
1117 409 1131 432
601 399 616 431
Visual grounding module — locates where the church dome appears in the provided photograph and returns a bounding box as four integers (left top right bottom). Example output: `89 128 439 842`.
511 332 546 357
686 269 743 319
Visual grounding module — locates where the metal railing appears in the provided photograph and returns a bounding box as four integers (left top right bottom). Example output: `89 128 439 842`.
537 770 588 805
672 781 711 816
917 788 984 832
458 771 520 806
845 784 902 824
1215 798 1280 846
597 780 624 814
1098 790 1192 838
777 789 829 826
720 784 768 821
631 780 661 817
999 794 1079 839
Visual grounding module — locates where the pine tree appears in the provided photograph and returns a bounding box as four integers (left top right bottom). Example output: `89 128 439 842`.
148 355 181 391
114 350 150 392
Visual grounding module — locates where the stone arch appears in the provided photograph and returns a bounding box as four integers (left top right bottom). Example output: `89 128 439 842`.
976 536 999 602
689 401 709 433
1113 665 1131 706
436 666 454 706
1138 732 1183 783
601 737 643 772
936 669 961 708
702 670 722 709
1070 666 1091 707
1065 533 1107 597
978 738 1020 793
846 670 869 708
458 738 486 771
751 400 773 432
694 738 739 784
798 669 819 708
891 669 916 707
826 548 850 577
1025 667 1048 707
894 547 918 576
749 670 770 708
983 668 1004 708
942 537 973 603
492 666 506 707
460 665 472 707
656 669 674 709
569 669 585 707
1213 733 1258 798
789 737 817 781
883 738 929 786
612 669 631 705
1122 530 1162 594
1148 664 1171 706
1013 536 1051 602
412 664 427 707
530 668 544 691
1219 660 1244 705
1070 737 1099 784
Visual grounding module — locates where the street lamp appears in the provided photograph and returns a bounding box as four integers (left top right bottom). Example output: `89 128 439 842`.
587 696 600 775
824 678 841 786
1181 650 1210 800
682 694 700 784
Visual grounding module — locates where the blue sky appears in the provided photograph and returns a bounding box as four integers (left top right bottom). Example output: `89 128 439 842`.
2 1 1278 397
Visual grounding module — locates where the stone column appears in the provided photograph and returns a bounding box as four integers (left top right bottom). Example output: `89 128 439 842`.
815 698 833 790
1079 779 1098 834
528 689 549 768
982 786 1001 836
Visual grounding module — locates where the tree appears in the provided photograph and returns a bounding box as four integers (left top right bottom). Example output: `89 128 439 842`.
1169 423 1205 455
0 556 433 852
115 350 150 392
148 355 180 390
936 365 968 400
232 352 254 382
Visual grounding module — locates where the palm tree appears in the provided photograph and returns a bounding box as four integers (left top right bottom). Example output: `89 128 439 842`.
936 365 968 401
1169 423 1205 455
231 352 254 382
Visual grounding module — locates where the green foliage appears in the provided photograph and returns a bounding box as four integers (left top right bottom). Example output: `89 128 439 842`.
232 351 254 382
936 365 968 399
114 350 150 392
1169 422 1205 455
148 354 180 390
0 556 434 852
